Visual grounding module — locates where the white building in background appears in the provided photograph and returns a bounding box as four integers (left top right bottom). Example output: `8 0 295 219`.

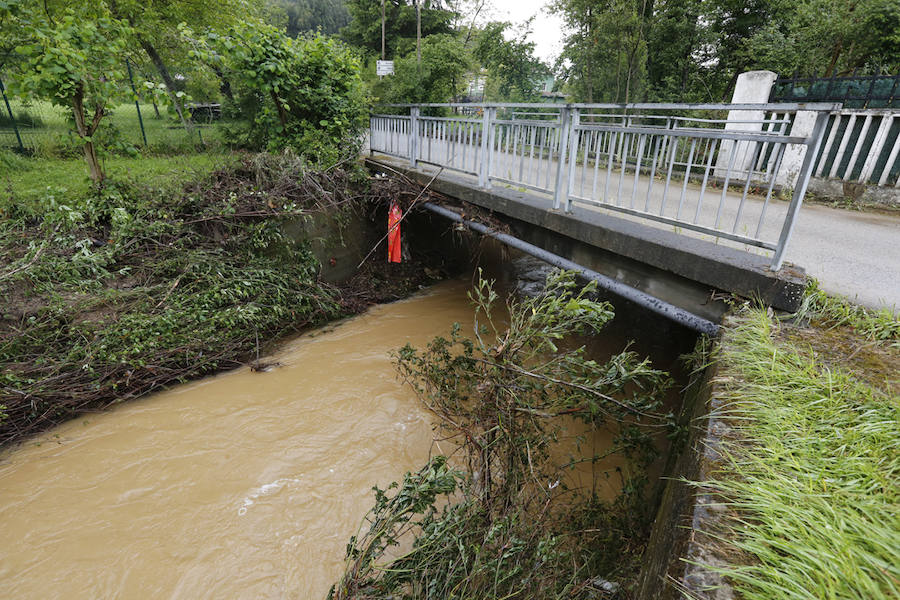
464 71 487 101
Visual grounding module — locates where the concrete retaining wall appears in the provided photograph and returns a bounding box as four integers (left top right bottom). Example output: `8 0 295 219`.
637 334 739 600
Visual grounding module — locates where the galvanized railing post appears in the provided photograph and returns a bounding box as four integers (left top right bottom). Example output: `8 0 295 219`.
770 110 831 271
553 106 571 210
564 108 581 212
485 106 496 189
409 106 419 167
478 105 491 188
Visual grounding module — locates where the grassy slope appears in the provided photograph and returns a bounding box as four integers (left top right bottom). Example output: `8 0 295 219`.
1 100 222 156
699 297 899 599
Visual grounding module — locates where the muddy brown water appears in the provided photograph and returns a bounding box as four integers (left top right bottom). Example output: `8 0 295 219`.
0 277 688 599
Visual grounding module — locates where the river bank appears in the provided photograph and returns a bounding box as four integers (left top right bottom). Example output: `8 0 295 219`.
0 281 478 598
655 288 899 599
0 151 447 446
5 148 896 599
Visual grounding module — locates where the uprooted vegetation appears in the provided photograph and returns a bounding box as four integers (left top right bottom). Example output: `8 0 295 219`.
331 272 678 599
0 153 434 446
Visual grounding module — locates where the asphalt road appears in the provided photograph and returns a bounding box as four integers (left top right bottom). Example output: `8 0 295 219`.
780 204 900 311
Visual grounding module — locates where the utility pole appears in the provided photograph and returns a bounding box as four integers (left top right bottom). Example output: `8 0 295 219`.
416 0 421 67
381 0 386 61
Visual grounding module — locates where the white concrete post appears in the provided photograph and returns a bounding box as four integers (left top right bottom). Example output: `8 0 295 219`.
776 110 819 188
715 71 777 180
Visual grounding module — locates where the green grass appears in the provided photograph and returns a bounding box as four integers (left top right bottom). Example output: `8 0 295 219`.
793 280 900 345
0 152 232 213
694 306 899 599
0 99 223 156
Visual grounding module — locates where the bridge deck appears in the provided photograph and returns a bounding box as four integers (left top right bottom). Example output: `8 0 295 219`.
368 154 805 314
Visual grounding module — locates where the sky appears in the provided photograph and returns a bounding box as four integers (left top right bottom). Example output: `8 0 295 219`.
476 0 567 65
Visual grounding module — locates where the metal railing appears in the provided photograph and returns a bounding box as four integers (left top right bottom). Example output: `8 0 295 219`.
369 102 839 270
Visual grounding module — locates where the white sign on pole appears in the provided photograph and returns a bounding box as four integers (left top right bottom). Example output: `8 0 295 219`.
376 60 394 76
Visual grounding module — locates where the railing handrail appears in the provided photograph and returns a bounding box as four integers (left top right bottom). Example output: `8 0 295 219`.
368 101 836 271
374 101 842 112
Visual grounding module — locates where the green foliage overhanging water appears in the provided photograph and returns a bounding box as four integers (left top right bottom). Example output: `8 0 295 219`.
332 271 676 599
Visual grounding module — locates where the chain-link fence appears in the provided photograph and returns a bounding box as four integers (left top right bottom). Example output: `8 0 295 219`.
771 72 900 109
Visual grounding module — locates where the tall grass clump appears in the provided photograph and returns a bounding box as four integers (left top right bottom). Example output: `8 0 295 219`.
793 279 899 345
692 307 899 599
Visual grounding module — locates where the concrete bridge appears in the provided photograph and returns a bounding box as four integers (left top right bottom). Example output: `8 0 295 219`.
367 101 900 327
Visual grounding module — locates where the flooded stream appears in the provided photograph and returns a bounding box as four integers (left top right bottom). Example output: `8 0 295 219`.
0 282 479 599
0 270 695 599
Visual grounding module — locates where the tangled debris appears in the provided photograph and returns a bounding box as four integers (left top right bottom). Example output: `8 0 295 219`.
0 153 446 447
331 273 674 600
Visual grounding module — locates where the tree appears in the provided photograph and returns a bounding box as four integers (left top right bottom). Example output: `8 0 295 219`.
473 22 550 101
646 0 716 101
552 0 900 104
739 0 900 77
374 33 469 103
552 0 650 103
3 2 130 183
342 0 454 58
704 0 780 98
189 21 367 163
107 0 256 128
267 0 350 36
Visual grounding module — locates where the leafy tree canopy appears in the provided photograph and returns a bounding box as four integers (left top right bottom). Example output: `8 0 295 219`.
342 0 455 58
2 0 132 182
474 21 550 101
187 20 367 163
372 33 469 104
552 0 900 103
267 0 350 36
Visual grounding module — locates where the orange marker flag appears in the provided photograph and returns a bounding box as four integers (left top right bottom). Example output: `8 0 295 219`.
387 200 402 263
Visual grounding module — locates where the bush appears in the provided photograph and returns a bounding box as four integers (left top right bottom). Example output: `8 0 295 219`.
373 34 470 105
197 22 367 165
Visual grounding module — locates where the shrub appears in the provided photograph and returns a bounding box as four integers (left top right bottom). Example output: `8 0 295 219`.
191 22 367 165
